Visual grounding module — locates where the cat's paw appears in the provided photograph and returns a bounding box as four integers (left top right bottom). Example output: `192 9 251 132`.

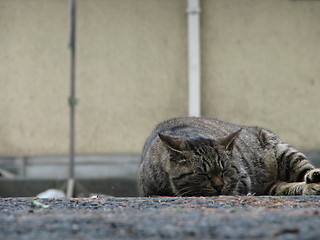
303 183 320 195
305 169 320 184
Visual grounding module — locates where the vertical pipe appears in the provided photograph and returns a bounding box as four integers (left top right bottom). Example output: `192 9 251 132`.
187 0 201 117
67 0 77 198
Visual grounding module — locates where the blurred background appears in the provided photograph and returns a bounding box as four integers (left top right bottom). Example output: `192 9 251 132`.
0 0 319 197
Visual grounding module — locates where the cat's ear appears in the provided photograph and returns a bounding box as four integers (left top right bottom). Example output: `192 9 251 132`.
259 129 272 147
218 128 242 152
158 133 188 152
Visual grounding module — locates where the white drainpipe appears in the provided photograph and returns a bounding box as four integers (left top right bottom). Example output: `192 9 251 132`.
187 0 201 117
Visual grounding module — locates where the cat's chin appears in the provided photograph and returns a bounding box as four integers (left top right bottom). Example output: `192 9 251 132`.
220 188 236 195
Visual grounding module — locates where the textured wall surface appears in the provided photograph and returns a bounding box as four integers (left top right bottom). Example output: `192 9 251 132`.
202 0 320 150
0 0 319 155
0 1 70 155
0 0 188 155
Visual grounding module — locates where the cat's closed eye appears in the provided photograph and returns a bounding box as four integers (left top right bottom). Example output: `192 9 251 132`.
171 172 194 180
196 173 210 181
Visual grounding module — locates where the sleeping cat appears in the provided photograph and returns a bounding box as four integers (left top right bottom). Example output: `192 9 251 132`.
137 117 320 196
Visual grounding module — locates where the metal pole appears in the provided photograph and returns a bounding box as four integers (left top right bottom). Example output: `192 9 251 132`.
187 0 201 117
67 0 77 198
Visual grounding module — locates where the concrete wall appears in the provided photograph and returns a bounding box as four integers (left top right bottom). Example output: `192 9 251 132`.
0 0 188 155
0 0 319 156
202 0 320 150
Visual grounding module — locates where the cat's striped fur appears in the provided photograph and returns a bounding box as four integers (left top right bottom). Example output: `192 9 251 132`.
137 117 320 196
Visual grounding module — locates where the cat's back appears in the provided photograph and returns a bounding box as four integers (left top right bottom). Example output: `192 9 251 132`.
141 117 269 164
146 117 243 142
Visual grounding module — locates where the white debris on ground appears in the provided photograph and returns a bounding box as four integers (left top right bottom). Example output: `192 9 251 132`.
36 189 66 199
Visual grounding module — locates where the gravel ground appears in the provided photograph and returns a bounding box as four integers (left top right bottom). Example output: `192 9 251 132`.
1 196 320 240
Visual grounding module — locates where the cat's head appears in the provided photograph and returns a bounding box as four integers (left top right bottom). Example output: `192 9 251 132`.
158 129 242 196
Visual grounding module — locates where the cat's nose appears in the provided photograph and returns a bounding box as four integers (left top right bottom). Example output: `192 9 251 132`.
212 176 224 192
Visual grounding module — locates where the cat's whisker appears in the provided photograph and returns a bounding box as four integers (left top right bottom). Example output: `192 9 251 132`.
178 190 193 197
174 187 193 197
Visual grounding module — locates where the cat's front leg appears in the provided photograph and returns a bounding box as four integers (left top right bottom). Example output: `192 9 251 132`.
303 168 320 195
303 183 320 195
268 182 305 195
305 169 320 184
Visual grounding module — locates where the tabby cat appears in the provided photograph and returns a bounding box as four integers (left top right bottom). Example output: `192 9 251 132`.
137 117 320 196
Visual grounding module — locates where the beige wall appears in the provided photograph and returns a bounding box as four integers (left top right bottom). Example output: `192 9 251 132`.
0 0 319 156
0 0 188 155
202 0 320 150
0 1 70 155
76 0 188 154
